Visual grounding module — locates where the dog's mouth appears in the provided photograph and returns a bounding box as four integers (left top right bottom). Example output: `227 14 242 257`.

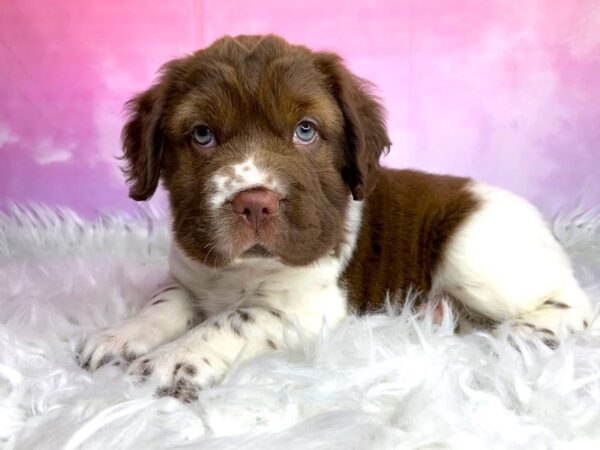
222 203 283 261
240 244 275 259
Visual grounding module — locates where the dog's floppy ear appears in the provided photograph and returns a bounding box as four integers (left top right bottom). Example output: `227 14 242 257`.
121 82 166 201
315 53 391 201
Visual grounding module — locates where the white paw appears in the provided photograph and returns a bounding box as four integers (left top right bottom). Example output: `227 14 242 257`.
79 318 165 370
126 340 229 402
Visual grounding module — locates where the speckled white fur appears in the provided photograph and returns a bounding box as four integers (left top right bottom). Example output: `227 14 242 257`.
81 199 362 393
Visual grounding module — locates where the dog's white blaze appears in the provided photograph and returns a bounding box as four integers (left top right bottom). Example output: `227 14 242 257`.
432 182 594 335
209 158 283 208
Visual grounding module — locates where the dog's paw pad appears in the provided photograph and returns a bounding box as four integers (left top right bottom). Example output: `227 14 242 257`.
156 378 201 403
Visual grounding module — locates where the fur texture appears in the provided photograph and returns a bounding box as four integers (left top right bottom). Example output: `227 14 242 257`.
81 35 592 397
1 204 599 449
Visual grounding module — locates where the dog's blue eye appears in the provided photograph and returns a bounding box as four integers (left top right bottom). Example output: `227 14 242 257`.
293 121 317 144
192 125 215 147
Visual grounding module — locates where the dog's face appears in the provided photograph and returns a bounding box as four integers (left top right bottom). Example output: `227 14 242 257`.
122 35 390 267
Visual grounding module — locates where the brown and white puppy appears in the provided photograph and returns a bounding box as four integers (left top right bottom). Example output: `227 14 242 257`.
79 35 594 402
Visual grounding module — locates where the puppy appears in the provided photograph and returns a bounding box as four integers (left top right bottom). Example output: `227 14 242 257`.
79 35 594 401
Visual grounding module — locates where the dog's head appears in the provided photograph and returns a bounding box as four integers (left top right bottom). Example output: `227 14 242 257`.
122 35 390 267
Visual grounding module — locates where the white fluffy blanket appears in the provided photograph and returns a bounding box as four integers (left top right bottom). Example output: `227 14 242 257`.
1 205 600 450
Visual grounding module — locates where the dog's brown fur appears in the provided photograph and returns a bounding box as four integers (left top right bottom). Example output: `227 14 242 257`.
342 170 478 312
121 34 477 308
122 35 391 268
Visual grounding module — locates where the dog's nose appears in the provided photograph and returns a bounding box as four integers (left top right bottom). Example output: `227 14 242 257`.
231 188 281 230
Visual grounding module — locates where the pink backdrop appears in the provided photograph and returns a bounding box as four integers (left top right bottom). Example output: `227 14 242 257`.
1 0 599 217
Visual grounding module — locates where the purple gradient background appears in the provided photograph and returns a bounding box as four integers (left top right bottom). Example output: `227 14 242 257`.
1 0 599 217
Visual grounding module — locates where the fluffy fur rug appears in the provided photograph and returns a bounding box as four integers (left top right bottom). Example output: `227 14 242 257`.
1 204 600 450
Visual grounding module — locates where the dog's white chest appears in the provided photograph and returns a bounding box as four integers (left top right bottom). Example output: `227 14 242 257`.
169 245 348 330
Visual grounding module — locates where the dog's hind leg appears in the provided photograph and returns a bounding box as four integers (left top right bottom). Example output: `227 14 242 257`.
432 182 595 342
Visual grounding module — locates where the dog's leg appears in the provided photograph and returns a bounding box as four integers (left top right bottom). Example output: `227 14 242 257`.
126 306 331 402
79 277 200 370
433 183 595 342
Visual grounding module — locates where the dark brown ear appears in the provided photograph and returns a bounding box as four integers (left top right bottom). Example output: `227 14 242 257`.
121 83 166 201
315 53 391 200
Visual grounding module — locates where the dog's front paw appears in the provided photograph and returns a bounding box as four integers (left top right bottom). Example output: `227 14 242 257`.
126 342 229 402
79 319 165 370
